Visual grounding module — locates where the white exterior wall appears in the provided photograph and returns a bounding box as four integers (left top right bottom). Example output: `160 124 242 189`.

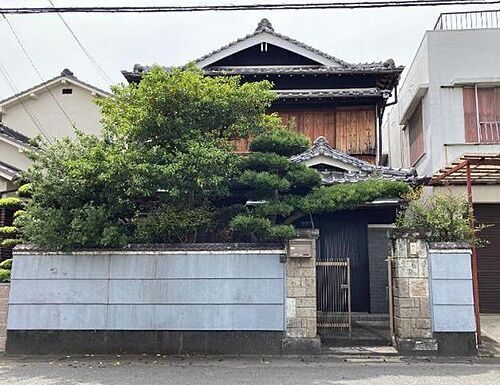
387 28 500 178
1 82 104 141
0 141 31 171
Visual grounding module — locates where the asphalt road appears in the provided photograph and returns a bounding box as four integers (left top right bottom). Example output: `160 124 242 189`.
1 355 500 385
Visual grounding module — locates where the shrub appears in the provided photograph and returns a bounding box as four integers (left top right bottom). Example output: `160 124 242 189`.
0 226 17 236
249 129 309 157
395 191 486 246
0 258 12 270
300 179 411 214
0 197 23 210
0 268 10 283
0 239 21 248
17 183 33 198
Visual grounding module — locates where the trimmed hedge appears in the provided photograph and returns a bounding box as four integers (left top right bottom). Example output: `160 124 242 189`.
0 197 23 210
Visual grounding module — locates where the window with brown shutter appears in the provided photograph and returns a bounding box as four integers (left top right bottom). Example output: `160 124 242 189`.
463 86 500 143
408 102 424 166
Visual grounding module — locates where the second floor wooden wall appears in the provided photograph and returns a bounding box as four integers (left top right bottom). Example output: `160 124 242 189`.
235 105 377 164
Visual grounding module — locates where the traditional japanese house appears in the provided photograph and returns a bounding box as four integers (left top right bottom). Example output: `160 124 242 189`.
123 19 418 342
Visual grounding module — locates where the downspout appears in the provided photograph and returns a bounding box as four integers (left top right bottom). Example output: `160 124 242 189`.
378 86 399 165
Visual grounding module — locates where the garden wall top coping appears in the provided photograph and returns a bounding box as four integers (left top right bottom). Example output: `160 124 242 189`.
13 243 286 255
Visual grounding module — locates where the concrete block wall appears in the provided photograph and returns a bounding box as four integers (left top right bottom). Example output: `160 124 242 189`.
0 284 9 351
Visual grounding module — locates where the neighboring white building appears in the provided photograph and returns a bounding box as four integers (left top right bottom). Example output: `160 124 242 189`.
384 10 500 314
0 69 109 193
385 11 500 176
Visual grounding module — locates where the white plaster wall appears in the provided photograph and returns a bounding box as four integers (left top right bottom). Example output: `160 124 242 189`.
386 28 500 177
0 141 32 171
385 36 429 169
1 83 104 141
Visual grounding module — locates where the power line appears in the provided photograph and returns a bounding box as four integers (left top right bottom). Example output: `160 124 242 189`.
47 0 114 86
1 14 75 128
1 1 500 14
0 60 52 144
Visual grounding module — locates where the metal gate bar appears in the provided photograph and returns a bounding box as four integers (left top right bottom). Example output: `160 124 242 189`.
316 258 351 332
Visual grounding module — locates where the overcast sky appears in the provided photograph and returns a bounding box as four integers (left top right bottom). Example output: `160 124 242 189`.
1 0 499 99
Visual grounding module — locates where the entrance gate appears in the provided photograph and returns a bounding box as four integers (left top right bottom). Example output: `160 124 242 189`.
316 258 352 332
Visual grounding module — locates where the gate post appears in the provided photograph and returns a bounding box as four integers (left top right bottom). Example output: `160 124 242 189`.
282 229 321 354
391 237 437 355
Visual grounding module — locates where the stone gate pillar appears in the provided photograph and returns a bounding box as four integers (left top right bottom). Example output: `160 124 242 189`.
282 229 321 353
391 237 437 355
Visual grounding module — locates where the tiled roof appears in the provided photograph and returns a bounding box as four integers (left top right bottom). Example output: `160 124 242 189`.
123 19 402 82
203 65 403 76
0 123 32 147
194 19 398 71
290 136 418 185
0 160 21 181
275 88 390 99
0 69 111 106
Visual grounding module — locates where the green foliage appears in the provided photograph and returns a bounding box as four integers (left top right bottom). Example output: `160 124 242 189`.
0 226 17 236
229 215 296 242
300 180 411 214
13 210 26 219
395 191 486 246
1 239 21 248
230 129 321 242
0 197 23 210
17 66 278 248
17 183 33 198
249 129 309 157
0 258 12 270
0 269 10 283
239 170 291 196
134 204 215 244
285 164 323 192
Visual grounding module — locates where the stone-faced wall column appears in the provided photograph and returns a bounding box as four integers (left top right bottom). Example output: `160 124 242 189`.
0 283 9 351
283 229 321 353
392 237 437 355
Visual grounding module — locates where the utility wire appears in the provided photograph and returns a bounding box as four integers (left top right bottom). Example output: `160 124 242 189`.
1 1 500 13
0 57 52 144
47 0 114 86
1 14 75 128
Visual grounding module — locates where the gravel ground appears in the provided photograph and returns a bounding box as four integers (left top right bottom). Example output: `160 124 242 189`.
1 355 500 385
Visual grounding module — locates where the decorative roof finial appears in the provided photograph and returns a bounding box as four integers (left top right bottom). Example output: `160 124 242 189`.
61 68 74 78
255 18 274 32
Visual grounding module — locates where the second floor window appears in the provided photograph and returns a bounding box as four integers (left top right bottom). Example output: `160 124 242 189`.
463 86 500 143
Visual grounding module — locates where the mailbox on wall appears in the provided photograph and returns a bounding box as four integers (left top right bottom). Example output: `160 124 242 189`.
288 239 313 258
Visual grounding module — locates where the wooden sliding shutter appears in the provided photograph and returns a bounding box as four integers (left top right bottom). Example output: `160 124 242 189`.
278 110 335 146
335 107 376 157
463 87 478 142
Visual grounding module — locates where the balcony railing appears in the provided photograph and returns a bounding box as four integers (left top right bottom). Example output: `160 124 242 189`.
479 121 500 143
434 10 500 30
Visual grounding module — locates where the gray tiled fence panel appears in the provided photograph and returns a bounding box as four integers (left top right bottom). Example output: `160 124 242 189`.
108 253 283 279
8 305 108 330
12 253 110 279
8 250 286 331
107 304 284 330
429 251 476 332
9 280 108 304
108 279 284 304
